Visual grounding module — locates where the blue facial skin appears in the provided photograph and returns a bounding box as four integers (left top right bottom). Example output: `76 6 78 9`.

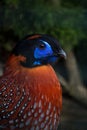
33 40 58 66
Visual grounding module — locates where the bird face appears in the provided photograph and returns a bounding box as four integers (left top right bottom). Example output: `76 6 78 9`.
13 34 66 68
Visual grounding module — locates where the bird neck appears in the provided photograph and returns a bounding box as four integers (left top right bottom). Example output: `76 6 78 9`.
4 55 62 109
5 55 59 87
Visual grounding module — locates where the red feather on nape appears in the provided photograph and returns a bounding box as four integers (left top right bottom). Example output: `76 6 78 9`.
27 34 41 40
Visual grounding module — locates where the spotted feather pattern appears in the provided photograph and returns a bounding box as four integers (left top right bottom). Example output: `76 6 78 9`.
0 55 62 130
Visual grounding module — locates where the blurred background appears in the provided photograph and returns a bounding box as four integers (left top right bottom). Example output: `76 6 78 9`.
0 0 87 130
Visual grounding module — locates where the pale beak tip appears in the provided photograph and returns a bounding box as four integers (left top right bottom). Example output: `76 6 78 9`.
59 49 67 59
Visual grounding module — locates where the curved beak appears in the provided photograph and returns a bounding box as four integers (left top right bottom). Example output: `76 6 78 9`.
58 49 66 59
54 49 66 60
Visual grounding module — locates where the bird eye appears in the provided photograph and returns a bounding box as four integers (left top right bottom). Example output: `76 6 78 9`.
38 43 45 49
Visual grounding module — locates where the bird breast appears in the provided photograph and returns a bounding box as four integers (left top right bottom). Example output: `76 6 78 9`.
0 55 62 130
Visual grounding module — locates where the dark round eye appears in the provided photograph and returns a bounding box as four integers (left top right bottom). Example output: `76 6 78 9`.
38 43 45 49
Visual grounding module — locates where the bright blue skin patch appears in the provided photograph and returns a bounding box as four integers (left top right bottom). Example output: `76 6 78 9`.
33 61 41 66
33 40 58 66
34 40 53 59
48 56 58 63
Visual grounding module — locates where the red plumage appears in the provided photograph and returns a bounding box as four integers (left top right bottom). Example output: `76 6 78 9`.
0 34 65 130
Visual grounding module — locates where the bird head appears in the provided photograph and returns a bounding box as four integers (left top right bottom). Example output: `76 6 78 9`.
12 34 66 68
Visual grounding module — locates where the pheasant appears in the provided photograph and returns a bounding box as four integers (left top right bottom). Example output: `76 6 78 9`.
0 34 66 130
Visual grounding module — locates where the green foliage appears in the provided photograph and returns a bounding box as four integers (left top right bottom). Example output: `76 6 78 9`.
5 0 19 7
1 0 87 52
62 0 87 8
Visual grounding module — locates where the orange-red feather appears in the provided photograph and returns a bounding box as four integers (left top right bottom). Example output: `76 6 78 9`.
0 55 62 130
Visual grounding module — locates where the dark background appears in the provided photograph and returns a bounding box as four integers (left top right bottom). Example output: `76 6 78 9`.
0 0 87 130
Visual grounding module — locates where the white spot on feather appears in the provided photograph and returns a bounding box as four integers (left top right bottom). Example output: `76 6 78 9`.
25 118 32 126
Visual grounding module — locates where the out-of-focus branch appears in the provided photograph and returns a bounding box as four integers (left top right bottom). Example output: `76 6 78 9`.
0 62 4 76
56 50 87 107
58 73 87 107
